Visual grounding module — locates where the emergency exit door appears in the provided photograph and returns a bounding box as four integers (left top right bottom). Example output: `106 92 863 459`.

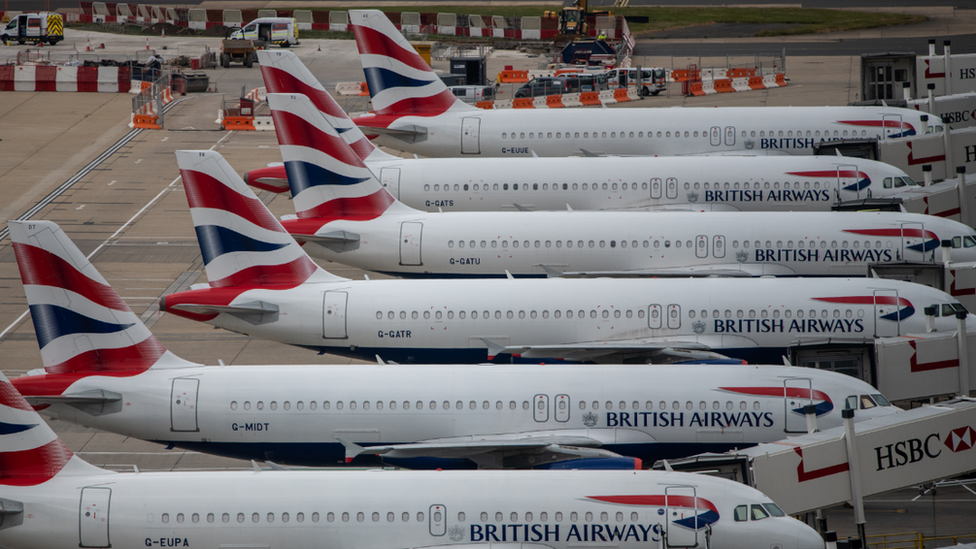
399 222 423 266
462 117 481 154
533 394 549 422
79 487 111 548
170 378 199 432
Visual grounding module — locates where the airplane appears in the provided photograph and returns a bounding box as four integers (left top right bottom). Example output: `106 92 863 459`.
160 149 971 365
263 91 976 279
7 219 901 468
0 373 826 549
346 10 938 159
250 49 924 214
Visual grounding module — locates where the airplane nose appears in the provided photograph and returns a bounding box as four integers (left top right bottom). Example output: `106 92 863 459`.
796 523 824 549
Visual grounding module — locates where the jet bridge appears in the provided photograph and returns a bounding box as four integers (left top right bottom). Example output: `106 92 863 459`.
654 398 976 516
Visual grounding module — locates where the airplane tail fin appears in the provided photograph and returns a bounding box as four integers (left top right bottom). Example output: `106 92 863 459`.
0 370 109 485
268 92 415 223
8 220 192 375
175 150 344 288
350 9 475 116
257 49 394 162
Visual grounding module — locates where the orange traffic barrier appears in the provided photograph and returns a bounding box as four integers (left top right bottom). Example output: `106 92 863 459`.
775 73 787 86
554 68 584 76
670 69 689 82
498 69 529 83
728 68 756 78
748 76 765 90
512 97 535 109
545 94 565 108
223 116 256 130
475 100 494 109
359 81 369 96
579 91 600 105
613 88 630 102
714 79 734 93
131 113 161 129
689 81 705 96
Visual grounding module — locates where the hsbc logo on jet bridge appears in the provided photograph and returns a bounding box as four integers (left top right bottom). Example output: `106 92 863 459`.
874 425 976 471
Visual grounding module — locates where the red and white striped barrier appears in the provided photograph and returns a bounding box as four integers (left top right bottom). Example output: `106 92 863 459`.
0 65 130 92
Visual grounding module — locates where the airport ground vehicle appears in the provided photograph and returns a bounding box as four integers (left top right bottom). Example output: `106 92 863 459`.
228 17 298 46
1 12 62 45
448 85 495 103
514 77 573 98
605 67 667 96
221 39 257 67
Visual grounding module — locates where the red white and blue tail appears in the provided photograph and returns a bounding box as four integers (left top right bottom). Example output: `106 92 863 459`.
257 49 394 162
0 370 108 485
9 220 192 375
175 150 344 288
269 92 415 222
350 9 474 116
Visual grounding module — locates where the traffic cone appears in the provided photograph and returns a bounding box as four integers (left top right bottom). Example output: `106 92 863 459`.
317 44 321 52
146 36 150 50
161 27 165 38
86 36 92 51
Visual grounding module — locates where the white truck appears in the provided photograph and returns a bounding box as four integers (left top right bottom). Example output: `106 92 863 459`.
228 17 298 47
1 12 63 45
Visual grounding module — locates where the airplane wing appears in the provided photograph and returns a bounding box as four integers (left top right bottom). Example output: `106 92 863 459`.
480 335 757 363
337 428 655 468
166 301 279 325
542 263 797 278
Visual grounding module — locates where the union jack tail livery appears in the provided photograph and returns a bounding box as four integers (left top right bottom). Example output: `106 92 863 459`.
268 93 414 230
350 9 474 116
175 150 344 288
258 50 392 162
9 220 191 377
0 370 108 485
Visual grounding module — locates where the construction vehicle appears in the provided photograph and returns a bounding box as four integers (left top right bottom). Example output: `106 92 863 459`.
544 0 610 40
1 12 63 45
221 39 258 68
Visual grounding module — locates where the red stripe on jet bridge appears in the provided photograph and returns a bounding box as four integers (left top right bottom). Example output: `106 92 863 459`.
261 65 348 119
0 440 73 486
812 295 912 307
839 119 912 130
793 447 849 483
786 170 866 179
180 170 285 233
587 495 718 513
292 188 396 222
208 255 321 288
13 243 130 312
43 337 167 375
353 25 433 74
719 386 830 403
271 111 368 169
376 90 458 116
843 228 937 240
0 380 36 411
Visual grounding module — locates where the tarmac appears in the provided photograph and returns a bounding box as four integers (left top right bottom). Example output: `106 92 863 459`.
0 5 974 545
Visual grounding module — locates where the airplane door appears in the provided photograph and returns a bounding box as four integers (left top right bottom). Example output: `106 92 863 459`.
666 177 678 199
322 290 348 339
429 504 446 536
900 221 930 261
712 235 726 259
709 126 721 146
648 304 662 329
399 222 423 266
881 114 903 139
667 304 681 330
380 168 401 199
836 164 861 200
695 235 708 258
784 377 814 433
651 177 663 199
664 485 699 548
873 289 901 337
555 394 570 422
79 487 111 548
461 117 481 154
724 126 736 146
533 394 549 422
170 378 199 432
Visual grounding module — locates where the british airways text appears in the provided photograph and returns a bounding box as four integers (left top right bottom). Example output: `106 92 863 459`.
471 523 662 543
607 410 774 428
704 189 831 203
713 318 865 333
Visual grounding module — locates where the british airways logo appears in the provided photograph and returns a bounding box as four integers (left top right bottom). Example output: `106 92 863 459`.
843 228 940 253
813 295 915 322
787 170 871 192
720 387 834 416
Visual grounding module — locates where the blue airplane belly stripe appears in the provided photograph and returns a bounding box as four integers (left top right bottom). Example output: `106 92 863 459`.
29 304 135 349
194 225 289 266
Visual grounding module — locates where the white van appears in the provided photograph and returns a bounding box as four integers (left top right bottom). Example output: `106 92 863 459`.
604 67 667 96
229 17 299 47
448 85 496 103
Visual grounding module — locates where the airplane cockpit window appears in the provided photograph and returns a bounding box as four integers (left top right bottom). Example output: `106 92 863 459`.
733 505 748 522
860 395 877 409
763 503 786 517
845 395 858 410
926 124 944 134
750 505 769 521
872 394 892 407
901 176 919 186
951 236 976 248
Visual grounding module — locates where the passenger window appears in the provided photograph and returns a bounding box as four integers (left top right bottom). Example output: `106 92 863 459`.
734 505 748 522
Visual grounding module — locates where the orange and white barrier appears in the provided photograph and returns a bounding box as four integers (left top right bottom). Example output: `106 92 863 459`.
688 73 787 97
474 87 638 110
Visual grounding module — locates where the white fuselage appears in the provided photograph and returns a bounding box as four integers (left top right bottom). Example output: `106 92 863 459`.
296 210 976 278
162 277 968 364
0 467 824 549
368 154 920 212
24 364 897 467
355 105 932 158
